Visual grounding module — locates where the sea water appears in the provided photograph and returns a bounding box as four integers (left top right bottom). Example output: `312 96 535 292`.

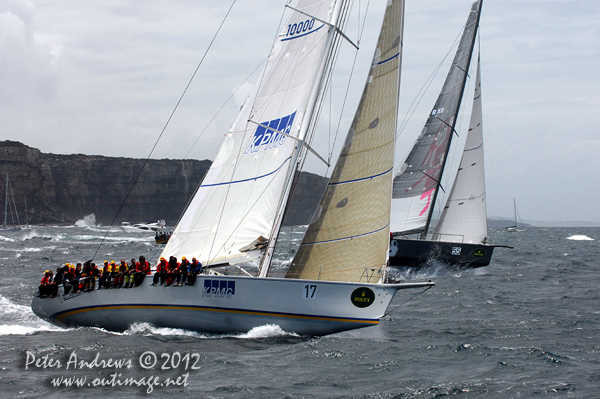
0 225 598 398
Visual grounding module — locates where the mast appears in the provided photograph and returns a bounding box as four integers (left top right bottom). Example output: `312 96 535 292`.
3 173 7 228
259 0 348 278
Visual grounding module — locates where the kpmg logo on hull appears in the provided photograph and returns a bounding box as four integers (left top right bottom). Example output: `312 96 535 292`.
244 111 296 155
203 279 235 298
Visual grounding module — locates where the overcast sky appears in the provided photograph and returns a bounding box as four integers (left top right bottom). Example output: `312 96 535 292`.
1 0 599 223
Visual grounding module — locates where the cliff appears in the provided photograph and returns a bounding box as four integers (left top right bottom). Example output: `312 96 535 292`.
0 141 326 226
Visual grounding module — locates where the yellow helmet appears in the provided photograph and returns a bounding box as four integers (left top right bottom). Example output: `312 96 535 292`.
182 256 186 260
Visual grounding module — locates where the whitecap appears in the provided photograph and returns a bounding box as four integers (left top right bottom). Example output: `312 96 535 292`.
0 295 64 335
0 324 63 336
75 213 97 227
125 322 207 338
237 324 297 339
566 235 594 241
122 322 297 339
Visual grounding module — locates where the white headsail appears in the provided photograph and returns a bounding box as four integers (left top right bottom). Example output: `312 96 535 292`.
432 55 487 244
286 0 405 283
161 0 347 266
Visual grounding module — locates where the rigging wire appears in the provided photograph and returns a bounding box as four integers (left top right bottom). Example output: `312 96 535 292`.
327 0 372 164
89 0 238 262
184 58 268 160
383 284 433 317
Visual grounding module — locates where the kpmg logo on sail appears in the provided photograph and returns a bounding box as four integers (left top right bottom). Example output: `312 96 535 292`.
244 111 296 155
202 280 235 298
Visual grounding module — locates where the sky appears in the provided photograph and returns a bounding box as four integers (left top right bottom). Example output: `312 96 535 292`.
1 0 599 223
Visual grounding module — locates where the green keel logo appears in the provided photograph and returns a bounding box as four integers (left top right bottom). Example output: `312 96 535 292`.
351 287 375 308
472 248 487 258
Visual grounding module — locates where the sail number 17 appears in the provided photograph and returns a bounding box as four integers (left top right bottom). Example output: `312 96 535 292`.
303 284 317 299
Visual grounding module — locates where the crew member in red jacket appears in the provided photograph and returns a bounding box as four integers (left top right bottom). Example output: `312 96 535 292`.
151 257 168 286
38 270 54 298
133 255 150 287
165 256 180 286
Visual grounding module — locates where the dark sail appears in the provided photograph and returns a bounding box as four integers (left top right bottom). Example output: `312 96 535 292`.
390 0 482 237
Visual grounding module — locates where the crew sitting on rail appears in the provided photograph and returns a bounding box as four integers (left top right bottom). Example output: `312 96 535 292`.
113 259 126 288
71 263 82 293
98 261 111 289
151 257 168 286
135 255 151 287
186 257 202 286
177 256 190 286
90 263 100 290
80 262 91 292
165 256 180 286
38 270 56 298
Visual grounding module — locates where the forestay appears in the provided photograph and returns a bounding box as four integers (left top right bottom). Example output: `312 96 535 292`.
285 0 405 283
161 0 345 265
432 56 487 244
390 0 482 236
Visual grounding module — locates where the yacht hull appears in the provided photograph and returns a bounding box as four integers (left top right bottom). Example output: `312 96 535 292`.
389 238 502 268
32 275 432 336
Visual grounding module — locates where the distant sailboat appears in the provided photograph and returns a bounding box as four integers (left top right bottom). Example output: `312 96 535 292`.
2 173 21 231
33 0 433 336
388 0 511 268
506 199 524 232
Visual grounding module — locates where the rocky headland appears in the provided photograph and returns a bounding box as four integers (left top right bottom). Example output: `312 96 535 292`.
0 141 326 226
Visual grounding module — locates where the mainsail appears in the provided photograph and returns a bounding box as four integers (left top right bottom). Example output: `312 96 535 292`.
285 0 405 283
432 55 487 244
390 0 482 237
160 0 347 266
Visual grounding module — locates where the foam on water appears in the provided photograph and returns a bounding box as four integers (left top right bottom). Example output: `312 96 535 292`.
0 295 64 335
120 322 298 340
566 235 594 241
125 323 208 338
237 324 298 339
75 213 97 227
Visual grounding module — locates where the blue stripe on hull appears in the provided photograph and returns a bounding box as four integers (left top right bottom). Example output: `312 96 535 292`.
53 303 380 324
51 304 380 335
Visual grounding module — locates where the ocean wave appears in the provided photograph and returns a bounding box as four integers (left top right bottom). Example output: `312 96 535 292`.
237 324 298 339
0 324 63 336
0 295 64 335
566 235 594 241
125 322 207 338
121 322 297 339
